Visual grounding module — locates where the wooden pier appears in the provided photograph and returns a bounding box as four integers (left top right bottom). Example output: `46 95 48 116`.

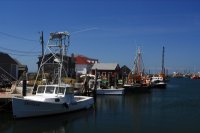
0 92 19 111
0 92 21 106
0 92 22 99
0 86 33 111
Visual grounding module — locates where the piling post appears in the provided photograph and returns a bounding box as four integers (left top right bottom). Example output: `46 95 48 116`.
114 73 117 88
108 73 110 88
22 72 27 96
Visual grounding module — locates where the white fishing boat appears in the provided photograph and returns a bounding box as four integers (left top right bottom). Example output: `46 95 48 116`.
12 84 93 118
12 32 94 118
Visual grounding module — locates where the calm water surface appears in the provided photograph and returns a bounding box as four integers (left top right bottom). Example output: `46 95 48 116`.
1 78 200 133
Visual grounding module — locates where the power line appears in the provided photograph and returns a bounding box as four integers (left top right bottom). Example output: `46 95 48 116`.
0 51 39 56
0 46 40 54
0 31 39 42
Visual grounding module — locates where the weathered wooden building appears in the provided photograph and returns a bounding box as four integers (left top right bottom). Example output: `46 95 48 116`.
120 65 131 78
120 65 131 84
37 53 76 78
91 63 120 86
0 52 27 86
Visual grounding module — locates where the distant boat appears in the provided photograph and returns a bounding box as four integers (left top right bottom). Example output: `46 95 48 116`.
151 46 167 89
123 48 151 93
12 32 94 119
151 74 167 88
191 74 200 80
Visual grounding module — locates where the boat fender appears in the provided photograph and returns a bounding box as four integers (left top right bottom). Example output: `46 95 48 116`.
63 103 69 108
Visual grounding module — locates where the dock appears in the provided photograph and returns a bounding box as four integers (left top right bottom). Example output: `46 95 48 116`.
0 92 19 111
0 92 21 105
0 87 33 111
0 92 22 99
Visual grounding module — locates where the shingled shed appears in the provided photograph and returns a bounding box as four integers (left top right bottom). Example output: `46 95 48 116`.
0 52 19 80
0 52 27 87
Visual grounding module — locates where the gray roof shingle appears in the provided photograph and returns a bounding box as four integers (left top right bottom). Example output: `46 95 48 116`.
91 63 119 70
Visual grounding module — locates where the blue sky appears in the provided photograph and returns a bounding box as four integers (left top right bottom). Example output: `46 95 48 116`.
0 0 200 73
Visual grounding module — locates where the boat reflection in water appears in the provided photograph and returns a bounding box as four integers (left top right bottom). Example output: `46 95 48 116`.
94 94 153 133
95 95 125 113
10 109 94 133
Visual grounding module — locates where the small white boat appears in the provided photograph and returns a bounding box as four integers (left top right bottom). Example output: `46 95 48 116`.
12 84 94 118
89 79 124 95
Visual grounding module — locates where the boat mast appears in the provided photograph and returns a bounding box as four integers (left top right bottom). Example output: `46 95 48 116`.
138 48 141 76
161 46 165 74
132 47 145 83
134 47 144 76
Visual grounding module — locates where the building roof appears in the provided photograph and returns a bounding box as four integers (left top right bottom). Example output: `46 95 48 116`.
74 55 98 65
120 65 131 75
121 65 131 71
0 52 19 64
91 63 119 71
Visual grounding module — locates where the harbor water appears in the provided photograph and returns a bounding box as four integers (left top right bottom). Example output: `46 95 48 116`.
1 78 200 133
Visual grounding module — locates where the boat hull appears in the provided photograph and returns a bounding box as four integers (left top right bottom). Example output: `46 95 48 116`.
96 88 125 95
151 83 167 88
12 96 94 119
124 85 151 94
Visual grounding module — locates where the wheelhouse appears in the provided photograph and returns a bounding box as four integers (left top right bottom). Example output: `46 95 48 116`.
36 85 74 95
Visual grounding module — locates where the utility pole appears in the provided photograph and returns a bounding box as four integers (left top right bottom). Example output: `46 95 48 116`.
40 31 44 56
40 31 45 84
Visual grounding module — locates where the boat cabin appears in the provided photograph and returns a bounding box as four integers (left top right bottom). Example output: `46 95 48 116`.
151 76 164 82
36 85 74 96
